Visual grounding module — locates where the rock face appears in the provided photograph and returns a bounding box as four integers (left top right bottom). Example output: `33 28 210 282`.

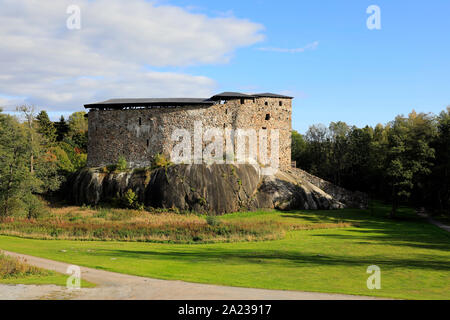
285 168 369 209
66 165 367 215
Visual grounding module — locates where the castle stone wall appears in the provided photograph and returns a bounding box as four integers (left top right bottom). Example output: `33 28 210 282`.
87 97 292 170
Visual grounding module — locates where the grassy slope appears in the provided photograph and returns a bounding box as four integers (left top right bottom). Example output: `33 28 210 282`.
0 204 448 299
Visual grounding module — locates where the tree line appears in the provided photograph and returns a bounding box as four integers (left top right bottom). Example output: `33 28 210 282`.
292 107 450 216
0 107 88 218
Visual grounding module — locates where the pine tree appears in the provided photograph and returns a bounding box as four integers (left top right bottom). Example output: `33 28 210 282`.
55 115 69 142
36 110 56 144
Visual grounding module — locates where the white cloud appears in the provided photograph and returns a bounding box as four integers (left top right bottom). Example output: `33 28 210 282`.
0 0 264 112
258 41 319 53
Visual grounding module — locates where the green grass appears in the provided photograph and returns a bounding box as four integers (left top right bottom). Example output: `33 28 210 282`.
0 203 448 299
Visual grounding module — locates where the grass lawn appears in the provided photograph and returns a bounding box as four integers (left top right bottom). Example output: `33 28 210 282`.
0 203 448 299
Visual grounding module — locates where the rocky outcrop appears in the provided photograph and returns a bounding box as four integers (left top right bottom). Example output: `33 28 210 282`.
66 164 366 215
285 168 369 209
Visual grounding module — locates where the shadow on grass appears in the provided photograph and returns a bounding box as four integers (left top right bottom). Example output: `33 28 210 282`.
279 203 450 252
88 246 450 272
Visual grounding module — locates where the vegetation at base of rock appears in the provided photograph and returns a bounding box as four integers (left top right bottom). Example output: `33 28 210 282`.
102 156 129 173
120 189 143 210
0 203 353 243
206 215 220 226
152 153 171 169
116 156 128 171
0 253 49 279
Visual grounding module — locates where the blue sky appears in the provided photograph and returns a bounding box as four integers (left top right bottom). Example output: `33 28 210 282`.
159 0 450 132
1 0 449 133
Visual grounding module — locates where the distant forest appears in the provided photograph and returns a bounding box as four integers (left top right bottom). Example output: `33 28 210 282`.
292 107 450 216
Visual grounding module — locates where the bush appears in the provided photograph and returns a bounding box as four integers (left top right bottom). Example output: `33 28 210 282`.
206 215 220 227
103 157 128 173
121 189 143 210
0 253 47 278
152 153 171 168
117 156 128 171
0 196 22 219
23 193 46 219
100 166 109 173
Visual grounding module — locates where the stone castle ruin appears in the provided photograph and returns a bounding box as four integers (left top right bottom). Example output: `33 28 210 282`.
85 92 293 170
72 91 367 214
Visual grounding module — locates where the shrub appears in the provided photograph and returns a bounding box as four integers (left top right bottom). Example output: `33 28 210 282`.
51 146 75 173
121 189 143 210
100 166 109 173
117 156 128 171
23 193 46 219
0 254 47 278
206 215 220 227
152 153 171 168
0 196 22 219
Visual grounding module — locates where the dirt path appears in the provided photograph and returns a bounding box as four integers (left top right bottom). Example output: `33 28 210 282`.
0 250 384 300
417 209 450 232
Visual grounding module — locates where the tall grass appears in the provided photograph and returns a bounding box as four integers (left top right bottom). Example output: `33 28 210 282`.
0 253 50 279
0 205 354 244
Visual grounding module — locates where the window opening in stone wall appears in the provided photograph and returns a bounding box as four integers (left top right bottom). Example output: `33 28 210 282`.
240 98 245 105
265 114 271 121
147 139 149 147
265 101 268 106
279 101 283 106
139 117 142 126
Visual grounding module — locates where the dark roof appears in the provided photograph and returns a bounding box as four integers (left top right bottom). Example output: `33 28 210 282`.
84 92 293 109
253 93 293 99
211 92 293 101
210 92 254 100
84 98 215 109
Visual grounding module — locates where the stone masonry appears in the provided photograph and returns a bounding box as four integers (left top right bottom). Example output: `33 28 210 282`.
86 93 293 170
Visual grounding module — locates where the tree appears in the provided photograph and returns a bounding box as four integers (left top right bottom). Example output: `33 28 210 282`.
291 130 307 167
55 115 69 142
304 124 331 177
16 105 37 173
0 112 37 217
329 122 350 186
428 107 450 212
36 110 56 144
15 107 62 195
68 111 88 151
68 111 88 133
385 111 436 217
